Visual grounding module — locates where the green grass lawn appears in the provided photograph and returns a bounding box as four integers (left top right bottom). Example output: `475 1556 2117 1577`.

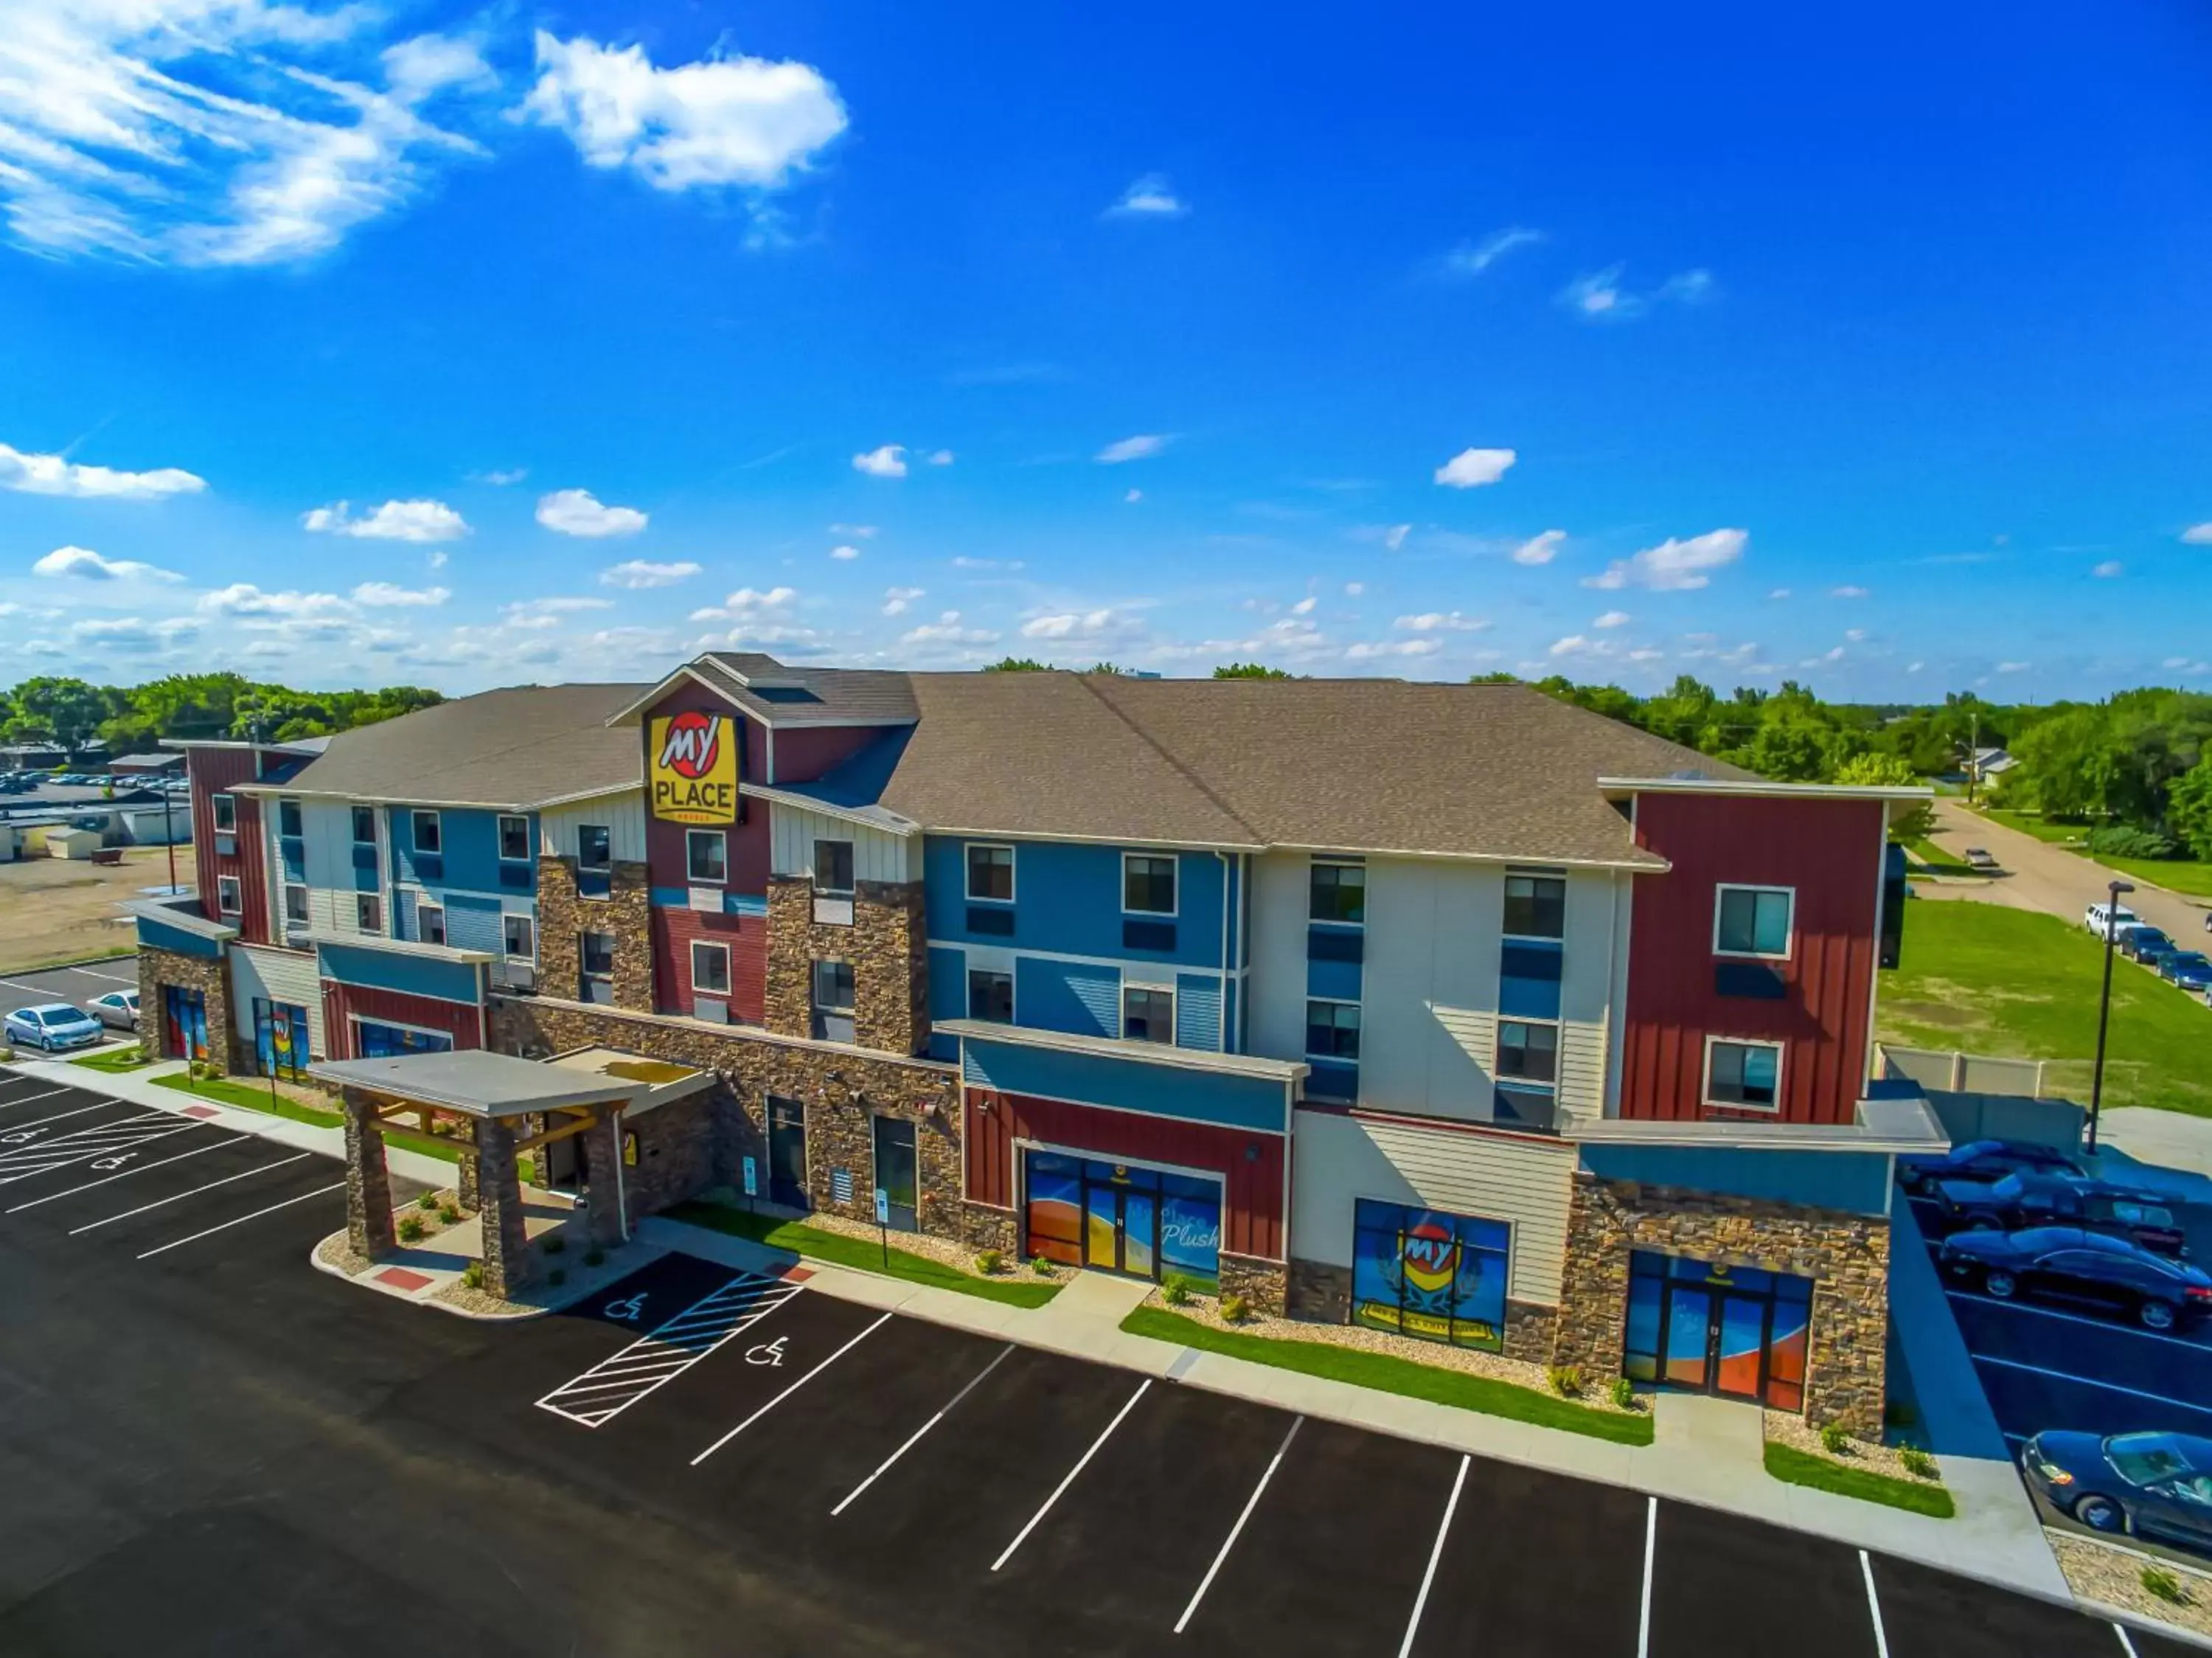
669 1199 1062 1308
1763 1443 1955 1518
1121 1307 1655 1445
69 1047 155 1074
1902 838 1974 877
1973 805 2091 845
1966 807 2212 897
149 1072 465 1163
1879 901 2212 1116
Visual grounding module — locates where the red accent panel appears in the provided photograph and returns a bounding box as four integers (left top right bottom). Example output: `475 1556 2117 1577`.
1619 793 1885 1125
186 749 270 946
640 680 770 904
771 724 883 785
963 1087 1284 1260
650 906 766 1023
320 982 484 1060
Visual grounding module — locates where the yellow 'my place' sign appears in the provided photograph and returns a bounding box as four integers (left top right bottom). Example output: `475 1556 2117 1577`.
650 712 738 824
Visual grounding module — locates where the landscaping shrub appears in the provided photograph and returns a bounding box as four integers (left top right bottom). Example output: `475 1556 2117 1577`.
396 1215 425 1243
1547 1364 1583 1398
1029 1255 1054 1276
1220 1293 1251 1324
1820 1421 1853 1456
974 1249 1004 1275
417 1190 438 1211
439 1204 460 1225
461 1262 484 1290
1609 1376 1636 1411
2141 1565 2186 1605
1161 1274 1193 1306
1898 1446 1938 1480
2086 824 2178 860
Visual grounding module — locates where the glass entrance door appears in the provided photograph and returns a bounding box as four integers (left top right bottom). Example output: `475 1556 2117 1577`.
1085 1182 1122 1269
1025 1151 1222 1287
164 985 207 1061
1625 1252 1816 1410
1663 1286 1713 1387
768 1096 809 1210
872 1116 917 1232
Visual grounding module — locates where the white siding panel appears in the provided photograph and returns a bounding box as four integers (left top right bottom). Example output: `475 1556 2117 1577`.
1556 867 1618 1124
230 943 327 1057
1245 850 1309 1064
1361 857 1503 1121
768 802 917 884
540 793 647 864
299 799 369 938
1290 1108 1573 1305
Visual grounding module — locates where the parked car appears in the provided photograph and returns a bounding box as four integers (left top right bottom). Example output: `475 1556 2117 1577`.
2157 951 2212 993
85 989 139 1032
2 1003 105 1052
1938 1225 2212 1331
2022 1430 2212 1549
1899 1137 2086 1195
2118 926 2174 964
1933 1172 2188 1255
1962 847 2002 872
2087 901 2142 936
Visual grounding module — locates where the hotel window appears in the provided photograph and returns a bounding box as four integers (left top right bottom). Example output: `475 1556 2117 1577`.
1705 1038 1783 1111
278 799 303 839
283 884 309 926
692 940 731 996
966 842 1014 901
686 829 727 884
1715 886 1794 960
1123 853 1178 915
581 931 616 1002
1123 984 1175 1044
1310 859 1366 924
815 839 855 896
503 914 535 960
416 902 445 947
216 875 242 915
967 968 1013 1023
813 960 856 1043
351 805 378 844
498 814 532 862
1306 999 1361 1061
1495 1019 1558 1083
357 892 383 934
1503 873 1565 940
411 810 441 855
577 824 612 870
212 794 237 833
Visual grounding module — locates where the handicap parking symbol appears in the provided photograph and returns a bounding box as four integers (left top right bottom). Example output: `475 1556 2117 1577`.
745 1336 787 1368
90 1154 134 1171
602 1293 649 1323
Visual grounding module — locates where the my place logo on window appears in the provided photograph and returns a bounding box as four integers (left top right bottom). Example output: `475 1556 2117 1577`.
650 712 738 825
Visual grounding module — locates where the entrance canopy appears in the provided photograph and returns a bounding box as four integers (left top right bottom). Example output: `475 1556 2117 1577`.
311 1047 696 1118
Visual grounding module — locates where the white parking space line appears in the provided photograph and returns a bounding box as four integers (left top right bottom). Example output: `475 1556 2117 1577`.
1397 1453 1470 1658
692 1313 894 1468
832 1343 1019 1519
0 979 60 996
2113 1622 2138 1657
1638 1496 1656 1658
1173 1414 1302 1634
0 1097 121 1134
7 1134 238 1214
1945 1288 2212 1353
69 1153 313 1235
136 1180 345 1259
1971 1353 2212 1418
0 1081 69 1106
1860 1551 1891 1658
537 1274 804 1428
66 967 137 983
0 1114 189 1184
989 1377 1152 1572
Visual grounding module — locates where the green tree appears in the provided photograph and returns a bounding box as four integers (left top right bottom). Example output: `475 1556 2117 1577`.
7 676 112 751
1213 662 1290 679
1468 670 1520 684
1834 751 1937 840
2168 760 2212 861
982 656 1049 673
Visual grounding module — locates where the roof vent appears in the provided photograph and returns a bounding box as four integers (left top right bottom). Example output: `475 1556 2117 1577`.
1667 767 1710 781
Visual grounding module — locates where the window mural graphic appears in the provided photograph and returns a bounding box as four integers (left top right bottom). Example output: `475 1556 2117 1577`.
1021 1151 1221 1286
354 1021 453 1060
1622 1251 1813 1409
1351 1200 1511 1351
254 998 310 1081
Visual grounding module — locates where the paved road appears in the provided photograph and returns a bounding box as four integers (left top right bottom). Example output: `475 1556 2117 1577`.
0 956 139 1021
1922 798 2211 940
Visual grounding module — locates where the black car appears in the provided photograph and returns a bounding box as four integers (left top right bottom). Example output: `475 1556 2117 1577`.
1933 1172 2188 1256
2022 1431 2212 1551
1899 1137 2084 1196
1938 1225 2212 1331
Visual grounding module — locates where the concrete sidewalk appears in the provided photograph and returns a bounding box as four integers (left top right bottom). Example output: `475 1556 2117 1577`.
636 1211 2073 1609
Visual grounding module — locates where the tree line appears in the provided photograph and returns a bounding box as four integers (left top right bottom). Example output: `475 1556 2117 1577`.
0 674 445 754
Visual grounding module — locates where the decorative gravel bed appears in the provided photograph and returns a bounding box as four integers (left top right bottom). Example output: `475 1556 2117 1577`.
2050 1530 2212 1639
1764 1409 1933 1483
798 1207 1067 1287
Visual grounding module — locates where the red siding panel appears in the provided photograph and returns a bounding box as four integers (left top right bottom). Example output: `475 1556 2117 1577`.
1619 793 1885 1125
321 982 484 1060
187 748 271 946
964 1087 1285 1260
651 906 766 1023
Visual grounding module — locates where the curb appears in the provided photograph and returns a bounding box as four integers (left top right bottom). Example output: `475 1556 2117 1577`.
307 1237 552 1321
2072 1595 2212 1654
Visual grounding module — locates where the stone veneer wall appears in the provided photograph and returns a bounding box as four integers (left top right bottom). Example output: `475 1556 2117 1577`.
764 874 931 1056
138 945 235 1074
490 995 964 1240
1551 1172 1891 1440
1219 1251 1288 1316
536 854 654 1013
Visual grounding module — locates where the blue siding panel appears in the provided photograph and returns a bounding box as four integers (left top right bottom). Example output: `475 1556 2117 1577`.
1174 972 1222 1050
444 895 502 954
1223 977 1239 1052
1578 1144 1893 1218
317 941 482 1005
1015 957 1119 1038
962 1038 1288 1134
928 946 968 1024
923 836 1227 968
1306 956 1363 1002
138 916 223 958
389 807 535 898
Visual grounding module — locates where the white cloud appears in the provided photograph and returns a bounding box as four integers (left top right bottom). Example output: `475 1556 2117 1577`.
1096 434 1169 465
1439 226 1543 278
1512 529 1565 566
1658 269 1716 304
2183 523 2212 546
1768 588 1791 600
1844 628 1868 642
1124 488 1143 504
471 467 528 486
69 615 199 650
1383 524 1411 552
1627 648 1664 662
1559 265 1715 322
503 596 613 626
829 545 861 561
1105 174 1185 218
1344 582 1365 597
1022 608 1118 639
852 444 908 479
1907 661 1924 673
953 555 1026 571
689 585 796 622
352 582 449 608
1829 584 1869 599
32 545 182 582
305 499 470 543
1346 637 1440 660
830 522 878 538
1997 662 2031 673
903 609 998 645
198 583 349 617
881 586 924 616
536 488 647 538
1548 635 1590 656
518 30 848 192
600 558 701 588
1394 611 1488 632
0 441 206 499
1291 596 1317 617
1433 447 1516 489
923 448 954 467
2092 560 2124 578
1582 527 1748 592
428 550 450 569
1593 610 1631 628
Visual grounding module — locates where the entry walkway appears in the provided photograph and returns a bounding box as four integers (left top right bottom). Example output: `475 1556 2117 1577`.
636 1210 2073 1612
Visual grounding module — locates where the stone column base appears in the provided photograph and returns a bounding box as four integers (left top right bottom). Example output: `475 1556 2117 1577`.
1286 1257 1353 1322
959 1201 1019 1255
1219 1252 1287 1315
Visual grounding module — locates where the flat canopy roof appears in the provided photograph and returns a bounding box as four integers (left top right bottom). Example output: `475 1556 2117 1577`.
311 1048 681 1117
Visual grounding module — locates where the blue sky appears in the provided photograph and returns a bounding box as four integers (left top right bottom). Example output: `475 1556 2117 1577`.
1 0 2209 698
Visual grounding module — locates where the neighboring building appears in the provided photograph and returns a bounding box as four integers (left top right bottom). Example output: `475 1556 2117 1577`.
110 751 187 776
131 653 1940 1437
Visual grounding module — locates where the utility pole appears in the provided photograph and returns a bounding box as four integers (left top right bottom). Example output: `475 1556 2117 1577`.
2087 878 2134 1156
1966 708 1980 805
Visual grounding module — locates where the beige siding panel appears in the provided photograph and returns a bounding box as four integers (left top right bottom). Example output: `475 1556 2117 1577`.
768 802 916 884
540 794 647 864
1290 1108 1573 1305
231 942 327 1056
1555 868 1615 1122
298 799 369 938
1246 850 1310 1064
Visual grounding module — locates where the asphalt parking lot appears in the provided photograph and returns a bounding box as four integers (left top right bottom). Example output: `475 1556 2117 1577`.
0 954 139 1022
0 1062 2189 1656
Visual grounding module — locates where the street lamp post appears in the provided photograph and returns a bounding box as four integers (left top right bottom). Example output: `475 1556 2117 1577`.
2086 878 2134 1156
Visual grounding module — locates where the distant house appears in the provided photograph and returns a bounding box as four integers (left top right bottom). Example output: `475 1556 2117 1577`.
111 752 187 776
0 743 65 770
1968 746 2018 789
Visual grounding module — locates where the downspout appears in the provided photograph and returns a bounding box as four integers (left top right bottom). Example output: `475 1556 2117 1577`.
1215 850 1231 1052
613 1106 630 1241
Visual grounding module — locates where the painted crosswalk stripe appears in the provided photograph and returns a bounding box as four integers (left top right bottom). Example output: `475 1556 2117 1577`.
4 1131 237 1213
69 1153 313 1234
136 1180 346 1258
535 1273 804 1428
0 1097 124 1136
0 1114 188 1184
